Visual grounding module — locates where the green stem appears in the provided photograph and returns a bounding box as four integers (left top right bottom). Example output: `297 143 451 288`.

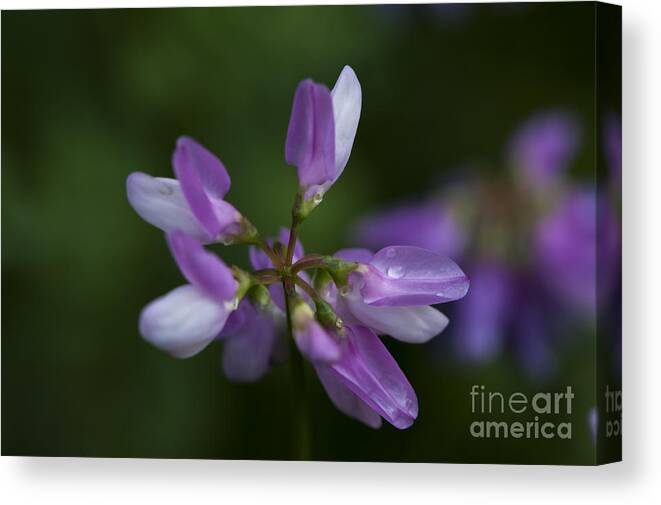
293 275 321 301
258 240 282 268
283 278 311 460
291 254 325 274
286 217 301 267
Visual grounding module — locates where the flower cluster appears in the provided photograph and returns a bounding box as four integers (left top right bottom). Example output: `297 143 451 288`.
126 66 469 429
352 110 620 379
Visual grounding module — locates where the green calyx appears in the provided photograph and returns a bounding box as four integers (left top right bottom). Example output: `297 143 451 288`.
318 256 359 288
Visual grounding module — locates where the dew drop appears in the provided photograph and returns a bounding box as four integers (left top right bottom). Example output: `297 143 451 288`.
385 248 397 259
158 184 174 196
387 265 405 279
313 192 324 204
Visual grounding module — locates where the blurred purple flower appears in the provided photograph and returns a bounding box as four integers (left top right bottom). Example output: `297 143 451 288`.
534 189 601 312
352 200 466 258
508 110 581 189
453 261 512 362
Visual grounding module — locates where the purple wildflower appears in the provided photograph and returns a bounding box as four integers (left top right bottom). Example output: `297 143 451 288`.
508 110 581 189
127 65 469 432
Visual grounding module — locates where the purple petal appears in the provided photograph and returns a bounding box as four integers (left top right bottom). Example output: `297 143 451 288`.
534 190 598 310
453 261 512 362
139 285 230 359
294 319 341 364
126 173 212 242
175 136 231 198
331 325 418 429
167 231 237 301
334 248 374 264
173 137 232 238
285 80 336 191
220 300 277 382
248 245 272 271
508 110 581 188
352 201 466 258
342 291 449 343
315 364 382 428
331 65 362 176
362 246 469 307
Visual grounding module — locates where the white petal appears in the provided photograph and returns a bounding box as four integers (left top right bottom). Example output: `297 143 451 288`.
126 172 210 242
331 65 362 175
343 293 449 343
139 285 230 358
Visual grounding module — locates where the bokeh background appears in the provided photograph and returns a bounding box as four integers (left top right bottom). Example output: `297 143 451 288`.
2 3 620 464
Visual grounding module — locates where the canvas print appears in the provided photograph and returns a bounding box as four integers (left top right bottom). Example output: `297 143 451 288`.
1 2 621 464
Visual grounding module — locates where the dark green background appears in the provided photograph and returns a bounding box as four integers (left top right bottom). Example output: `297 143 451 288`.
3 3 603 463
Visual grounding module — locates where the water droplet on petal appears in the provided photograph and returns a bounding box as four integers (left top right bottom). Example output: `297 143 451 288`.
313 191 324 204
387 265 405 279
385 248 397 259
158 184 174 196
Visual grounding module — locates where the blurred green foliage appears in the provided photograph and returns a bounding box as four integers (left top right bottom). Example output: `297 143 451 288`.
3 4 599 463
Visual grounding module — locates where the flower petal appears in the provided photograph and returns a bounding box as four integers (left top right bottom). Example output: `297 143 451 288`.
295 319 341 364
343 291 449 343
221 300 277 382
534 190 598 310
167 231 237 301
331 325 418 429
363 245 469 307
331 65 362 176
175 136 231 198
139 285 230 359
453 261 511 362
173 137 231 238
508 110 581 189
314 364 382 428
126 172 211 242
285 79 336 190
